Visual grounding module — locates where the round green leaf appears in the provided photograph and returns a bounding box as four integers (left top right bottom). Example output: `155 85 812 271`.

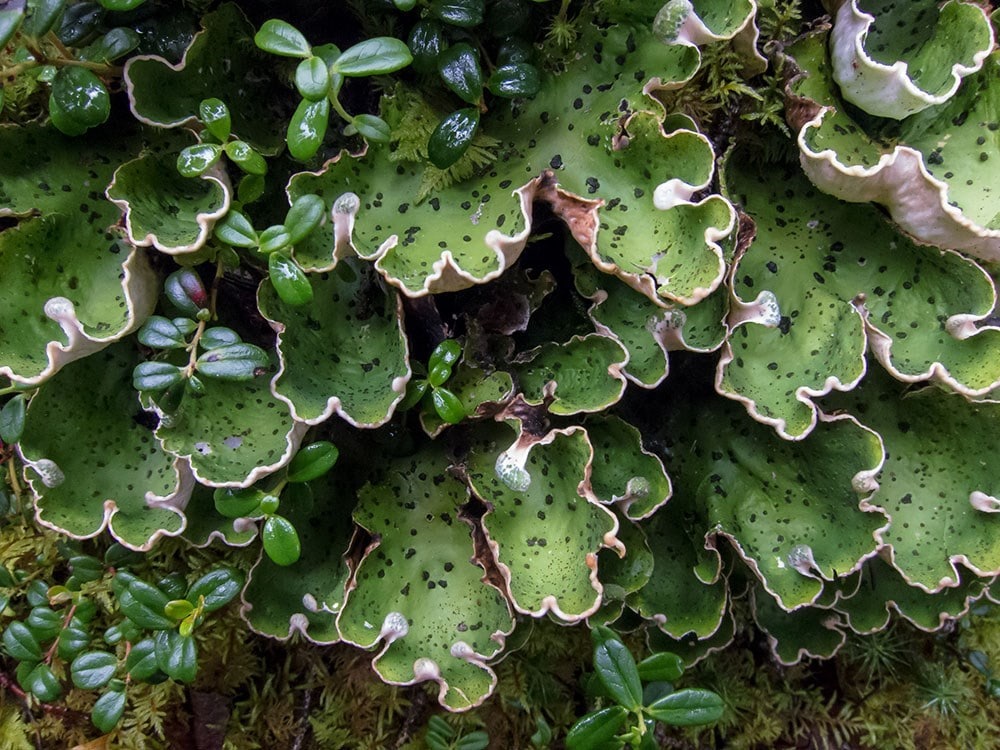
295 56 331 101
71 650 118 690
23 663 61 702
429 0 485 27
57 626 90 662
262 514 301 566
196 343 270 381
154 629 197 683
408 20 447 74
351 114 391 143
176 143 223 178
200 327 242 351
49 67 110 135
258 494 280 516
565 706 629 750
92 688 126 733
284 193 325 245
163 599 194 620
26 606 62 641
223 140 267 175
286 441 339 483
427 108 479 169
124 638 159 682
258 224 292 254
286 97 329 160
214 209 258 247
131 362 184 393
198 97 231 141
268 253 313 307
331 37 412 77
214 487 265 518
428 361 452 388
437 42 483 104
186 567 244 612
3 622 42 661
487 62 541 98
428 339 462 371
393 0 417 9
431 387 465 424
645 688 724 726
0 394 27 444
254 18 310 58
137 316 190 350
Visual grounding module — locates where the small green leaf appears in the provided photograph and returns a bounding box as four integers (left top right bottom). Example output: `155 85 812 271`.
154 629 198 683
565 706 629 750
176 143 223 177
196 343 270 381
26 606 62 641
98 0 146 9
284 193 326 245
428 339 462 371
26 581 49 607
137 316 190 349
199 98 231 141
393 0 417 9
24 0 66 38
269 253 314 307
213 209 257 247
238 174 266 204
637 652 684 683
487 62 541 98
431 387 465 424
645 688 724 726
3 622 42 661
158 573 188 599
331 37 412 76
23 663 61 702
437 43 483 104
428 362 452 388
262 514 301 566
179 612 196 638
224 140 267 175
186 567 244 612
200 327 242 351
125 638 159 681
92 687 126 732
0 394 27 444
118 583 174 630
163 599 194 620
70 650 118 690
398 379 429 411
213 487 265 518
287 97 329 160
57 626 90 661
258 494 280 515
429 0 485 28
456 732 490 750
351 114 391 143
254 19 310 58
295 56 331 101
258 224 292 254
286 441 339 483
164 269 209 316
78 27 140 63
407 20 447 74
132 362 184 393
427 108 479 169
49 67 110 135
593 634 643 710
0 11 24 49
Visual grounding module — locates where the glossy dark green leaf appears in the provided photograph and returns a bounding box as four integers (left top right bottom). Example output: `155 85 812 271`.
118 583 173 630
456 732 490 750
222 140 267 175
295 56 330 101
132 362 184 393
428 362 452 388
565 706 628 750
57 625 90 661
254 18 310 58
137 316 189 349
594 635 642 710
497 37 532 66
431 387 465 424
164 269 209 316
49 66 109 135
486 0 530 36
26 606 62 641
286 441 338 483
268 253 314 307
407 20 446 74
213 486 265 518
258 224 291 254
287 97 329 160
331 37 412 76
428 339 462 371
71 650 118 690
125 638 159 681
214 209 258 247
429 0 484 27
351 114 391 143
645 688 724 726
258 494 280 515
262 514 301 566
427 108 479 169
284 193 325 245
0 394 26 444
637 652 684 683
0 10 24 49
24 0 66 38
198 97 231 141
200 327 242 351
56 2 102 46
26 581 49 608
92 687 126 732
79 27 139 63
487 62 541 98
176 143 222 177
23 663 61 702
98 0 145 9
157 573 187 600
398 379 429 411
3 622 42 661
196 343 270 381
154 629 198 683
187 567 244 612
438 43 482 104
